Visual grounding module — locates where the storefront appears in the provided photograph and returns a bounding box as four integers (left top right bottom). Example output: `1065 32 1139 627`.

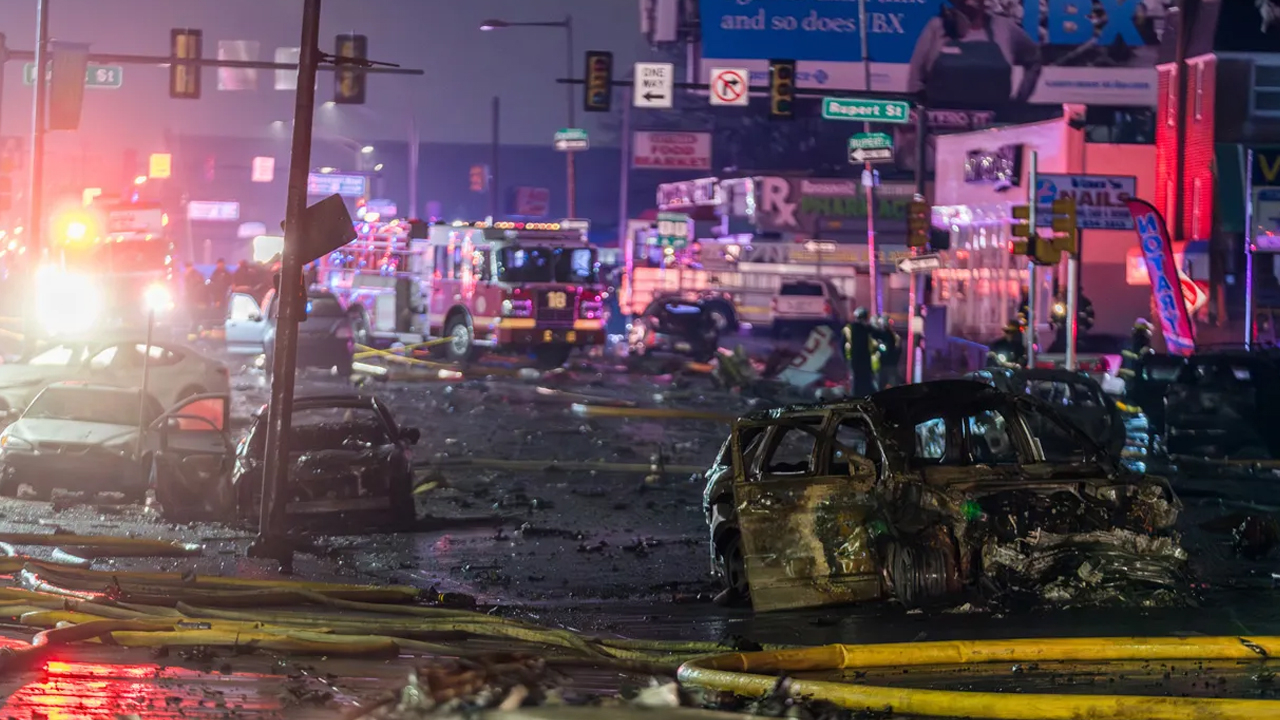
930 115 1163 341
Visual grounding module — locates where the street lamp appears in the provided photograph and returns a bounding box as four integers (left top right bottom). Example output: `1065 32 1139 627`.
360 145 374 154
479 15 577 218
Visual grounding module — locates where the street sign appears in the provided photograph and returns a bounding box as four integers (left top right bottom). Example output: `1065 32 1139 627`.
188 201 240 221
709 67 749 107
554 128 589 152
24 62 123 89
848 132 893 150
252 156 275 183
149 153 172 179
898 254 941 274
1035 174 1137 230
656 211 690 248
821 97 910 124
306 172 367 197
633 62 674 109
849 146 894 165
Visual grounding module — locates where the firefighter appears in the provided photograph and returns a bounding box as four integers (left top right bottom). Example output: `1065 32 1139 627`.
1118 318 1154 385
208 258 233 312
844 308 876 396
987 320 1027 369
872 314 903 388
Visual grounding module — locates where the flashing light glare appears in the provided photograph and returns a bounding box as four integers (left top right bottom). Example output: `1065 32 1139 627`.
319 167 336 174
35 267 102 336
143 283 174 314
6 241 15 251
374 163 384 171
365 212 380 222
360 145 375 154
134 175 148 185
161 213 170 227
65 221 88 241
323 101 336 108
1053 302 1066 317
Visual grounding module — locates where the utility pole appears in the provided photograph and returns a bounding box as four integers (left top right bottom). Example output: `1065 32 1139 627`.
564 14 576 218
1245 148 1256 350
490 96 500 220
906 103 927 383
250 0 323 564
1026 151 1039 369
24 0 51 356
857 0 879 315
407 117 419 219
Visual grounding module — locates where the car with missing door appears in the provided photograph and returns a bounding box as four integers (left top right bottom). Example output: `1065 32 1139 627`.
702 380 1184 612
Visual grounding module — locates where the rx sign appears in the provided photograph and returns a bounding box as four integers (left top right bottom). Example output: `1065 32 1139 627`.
710 67 749 107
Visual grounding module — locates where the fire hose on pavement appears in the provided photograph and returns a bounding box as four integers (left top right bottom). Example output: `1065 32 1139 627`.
678 638 1280 720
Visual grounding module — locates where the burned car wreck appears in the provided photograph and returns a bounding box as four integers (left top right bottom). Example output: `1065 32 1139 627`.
703 380 1186 612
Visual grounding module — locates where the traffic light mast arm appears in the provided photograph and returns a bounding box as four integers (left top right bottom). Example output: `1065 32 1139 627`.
2 47 423 75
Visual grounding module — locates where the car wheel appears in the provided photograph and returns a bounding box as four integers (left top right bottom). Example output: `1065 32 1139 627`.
532 345 571 370
704 301 738 333
717 532 750 605
444 317 473 364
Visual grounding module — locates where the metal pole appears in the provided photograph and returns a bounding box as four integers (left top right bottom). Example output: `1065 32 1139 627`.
252 0 323 563
24 0 51 355
1026 151 1038 368
490 96 500 219
1245 147 1255 350
564 15 576 219
857 0 878 315
408 117 419 219
906 105 927 384
1065 240 1079 370
135 310 154 458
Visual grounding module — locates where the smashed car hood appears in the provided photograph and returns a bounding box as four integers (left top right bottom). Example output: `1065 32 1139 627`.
9 419 138 448
289 445 398 500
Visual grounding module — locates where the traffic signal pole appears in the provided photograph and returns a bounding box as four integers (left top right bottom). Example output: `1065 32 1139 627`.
1065 232 1078 371
250 0 323 565
23 0 50 357
857 0 879 316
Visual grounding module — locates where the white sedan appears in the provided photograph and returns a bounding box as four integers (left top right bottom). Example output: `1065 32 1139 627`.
0 338 230 419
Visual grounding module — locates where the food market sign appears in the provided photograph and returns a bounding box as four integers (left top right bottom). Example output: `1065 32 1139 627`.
632 131 712 171
1035 174 1137 230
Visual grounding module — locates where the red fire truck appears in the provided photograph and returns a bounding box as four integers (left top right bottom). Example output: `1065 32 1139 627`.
318 219 606 368
424 221 605 368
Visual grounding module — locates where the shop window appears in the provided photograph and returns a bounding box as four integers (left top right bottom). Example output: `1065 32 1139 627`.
1165 68 1177 127
1253 64 1280 117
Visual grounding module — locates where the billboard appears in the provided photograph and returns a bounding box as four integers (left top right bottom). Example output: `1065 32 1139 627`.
698 0 1172 107
1035 174 1137 230
753 176 913 236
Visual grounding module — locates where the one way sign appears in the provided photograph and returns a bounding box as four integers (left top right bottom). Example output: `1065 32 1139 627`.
633 62 674 109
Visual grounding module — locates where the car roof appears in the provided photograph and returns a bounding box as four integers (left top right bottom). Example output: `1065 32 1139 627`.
253 393 381 416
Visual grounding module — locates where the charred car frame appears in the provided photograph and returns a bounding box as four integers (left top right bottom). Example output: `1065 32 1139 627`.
703 381 1185 612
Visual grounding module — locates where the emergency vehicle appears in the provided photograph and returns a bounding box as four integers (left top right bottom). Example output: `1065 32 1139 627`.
318 219 606 368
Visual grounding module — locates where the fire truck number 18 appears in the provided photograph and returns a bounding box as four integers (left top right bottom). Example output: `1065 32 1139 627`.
547 291 567 309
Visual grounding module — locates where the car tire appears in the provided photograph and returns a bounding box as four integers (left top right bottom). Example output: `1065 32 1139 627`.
717 532 750 605
532 345 572 370
444 317 474 364
703 301 739 333
389 475 416 533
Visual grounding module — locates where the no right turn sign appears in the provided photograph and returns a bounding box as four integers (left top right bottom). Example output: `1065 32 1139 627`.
710 67 749 107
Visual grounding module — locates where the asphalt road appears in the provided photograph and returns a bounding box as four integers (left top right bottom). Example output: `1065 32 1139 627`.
4 350 1280 660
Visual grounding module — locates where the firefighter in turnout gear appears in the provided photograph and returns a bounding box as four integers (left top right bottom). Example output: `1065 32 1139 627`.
987 319 1027 369
844 308 877 396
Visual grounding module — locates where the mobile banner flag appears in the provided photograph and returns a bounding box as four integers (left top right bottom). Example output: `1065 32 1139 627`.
1125 198 1195 356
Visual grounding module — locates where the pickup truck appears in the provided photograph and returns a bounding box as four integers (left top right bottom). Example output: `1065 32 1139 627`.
771 280 845 338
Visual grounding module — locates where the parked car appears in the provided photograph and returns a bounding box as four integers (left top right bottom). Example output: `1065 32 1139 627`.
628 298 720 362
224 289 355 377
771 280 845 338
967 367 1150 471
0 382 227 501
152 393 419 529
702 380 1184 612
0 337 230 420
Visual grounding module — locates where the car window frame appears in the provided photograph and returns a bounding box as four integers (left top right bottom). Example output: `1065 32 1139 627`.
822 412 882 480
959 407 1022 466
755 416 824 480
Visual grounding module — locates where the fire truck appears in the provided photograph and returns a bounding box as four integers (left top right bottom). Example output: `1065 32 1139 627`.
318 219 606 368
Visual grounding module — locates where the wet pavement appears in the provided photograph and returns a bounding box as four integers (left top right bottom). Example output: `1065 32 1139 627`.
6 351 1280 717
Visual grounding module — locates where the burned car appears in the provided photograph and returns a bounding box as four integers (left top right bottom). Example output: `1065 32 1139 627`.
968 367 1150 471
154 393 419 531
628 298 720 363
703 380 1185 612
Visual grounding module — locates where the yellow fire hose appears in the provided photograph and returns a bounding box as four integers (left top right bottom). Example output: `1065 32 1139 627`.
570 404 736 423
354 338 452 360
679 638 1280 720
0 533 201 557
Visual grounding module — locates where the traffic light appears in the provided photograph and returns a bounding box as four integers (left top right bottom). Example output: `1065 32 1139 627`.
1050 197 1079 255
469 165 487 193
906 199 930 248
170 29 202 99
769 59 795 119
1010 204 1034 257
584 51 613 113
334 34 368 105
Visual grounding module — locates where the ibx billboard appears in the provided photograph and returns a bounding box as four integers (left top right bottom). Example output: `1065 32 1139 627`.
699 0 1172 108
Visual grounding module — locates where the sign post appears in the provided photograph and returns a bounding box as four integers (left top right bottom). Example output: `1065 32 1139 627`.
1246 149 1256 350
1026 152 1039 369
